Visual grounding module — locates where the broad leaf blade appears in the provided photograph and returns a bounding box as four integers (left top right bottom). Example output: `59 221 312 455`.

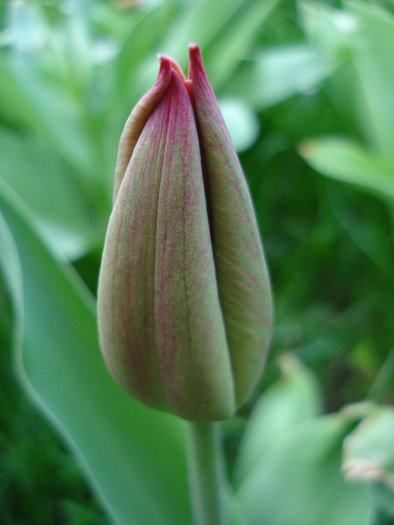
203 0 280 90
0 182 192 525
342 405 394 486
0 57 94 177
300 137 394 200
225 45 338 110
234 355 322 487
0 130 105 259
346 1 394 160
237 415 373 525
160 0 244 65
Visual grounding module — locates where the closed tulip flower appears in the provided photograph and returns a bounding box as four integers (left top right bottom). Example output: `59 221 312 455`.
97 44 272 421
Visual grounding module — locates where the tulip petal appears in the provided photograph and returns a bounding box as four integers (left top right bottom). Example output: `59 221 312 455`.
98 66 236 421
112 57 172 205
189 44 273 407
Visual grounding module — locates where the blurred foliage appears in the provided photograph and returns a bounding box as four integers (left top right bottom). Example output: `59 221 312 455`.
0 271 109 525
0 0 393 524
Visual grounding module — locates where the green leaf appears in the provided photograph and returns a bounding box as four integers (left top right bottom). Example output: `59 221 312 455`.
237 414 374 525
116 5 170 99
115 0 244 104
299 0 394 160
0 181 192 525
0 204 23 334
298 1 356 58
0 56 95 177
160 0 244 66
234 355 322 487
300 137 394 200
225 45 338 110
0 130 105 259
345 1 394 160
342 405 394 486
202 0 280 90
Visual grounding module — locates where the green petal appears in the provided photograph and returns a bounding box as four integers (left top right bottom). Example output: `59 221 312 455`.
98 64 235 421
112 58 172 205
189 44 273 407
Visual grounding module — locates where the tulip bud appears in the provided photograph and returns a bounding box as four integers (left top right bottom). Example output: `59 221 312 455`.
97 45 272 421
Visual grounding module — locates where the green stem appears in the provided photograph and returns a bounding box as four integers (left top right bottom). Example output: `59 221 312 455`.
186 422 226 525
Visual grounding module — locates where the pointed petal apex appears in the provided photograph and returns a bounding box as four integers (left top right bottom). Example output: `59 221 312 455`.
99 46 272 422
112 57 172 205
99 65 236 421
189 45 273 407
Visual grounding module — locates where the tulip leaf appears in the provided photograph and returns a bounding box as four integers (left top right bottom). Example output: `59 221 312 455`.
345 0 394 161
202 0 280 90
298 1 356 58
342 405 394 486
299 0 394 160
0 56 94 177
0 181 192 525
116 5 170 98
237 414 374 525
160 0 244 65
0 205 23 329
116 0 244 104
233 355 322 487
300 137 394 200
0 130 105 260
225 45 338 110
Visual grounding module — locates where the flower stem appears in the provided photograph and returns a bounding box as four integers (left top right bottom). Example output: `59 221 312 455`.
186 422 226 525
